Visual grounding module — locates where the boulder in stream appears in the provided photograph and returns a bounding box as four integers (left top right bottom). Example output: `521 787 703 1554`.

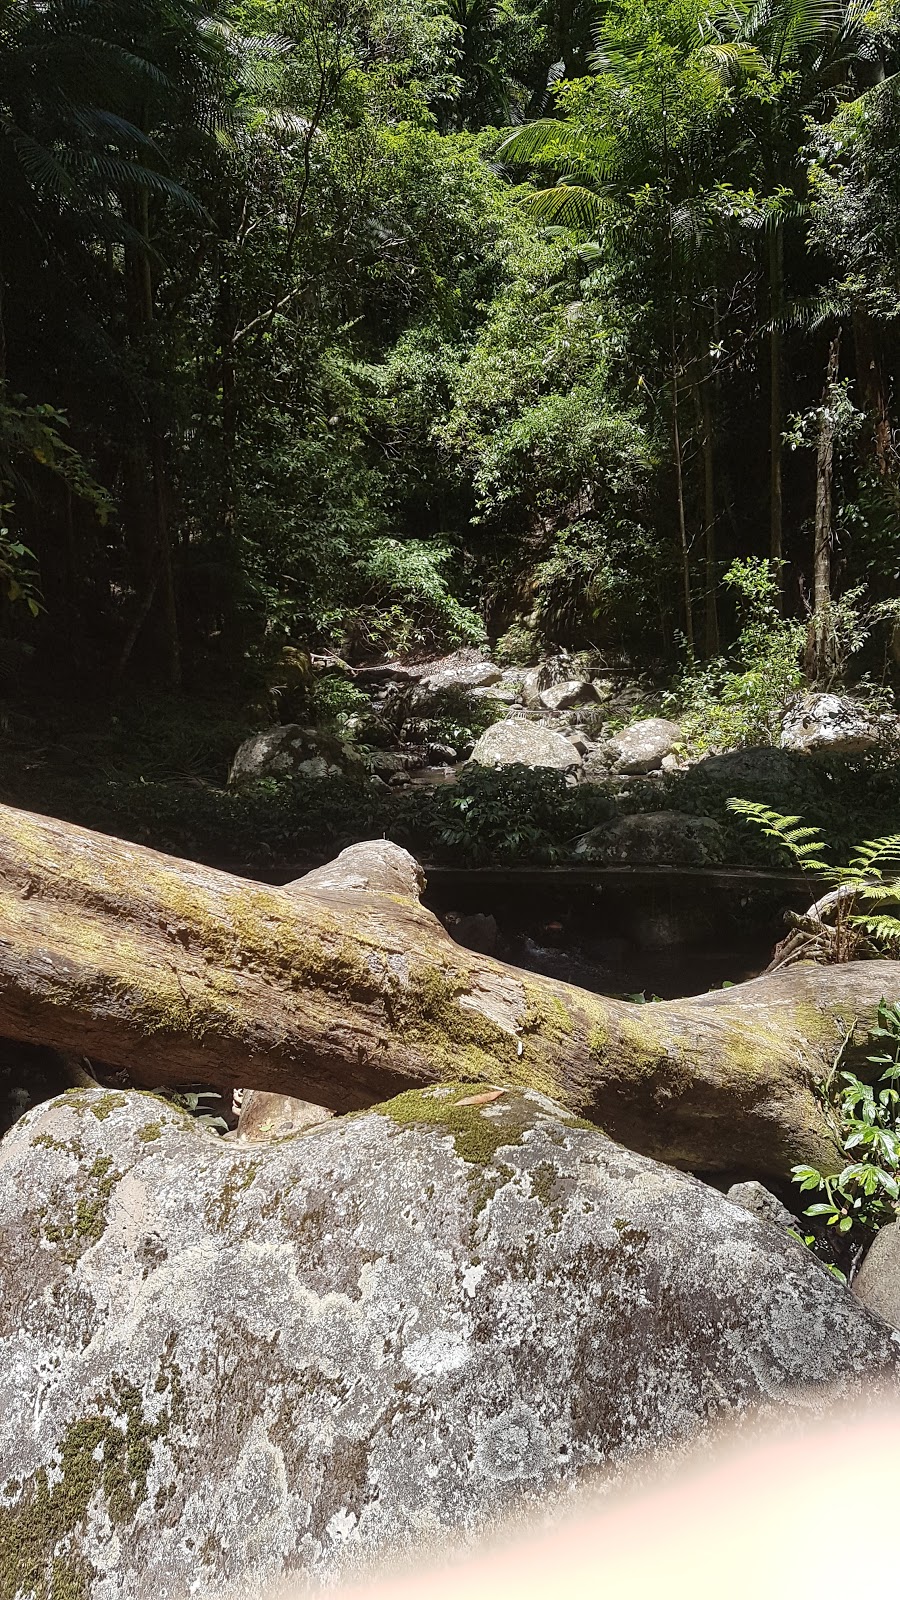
0 1084 897 1597
575 810 727 865
780 694 880 758
228 724 347 786
853 1221 900 1330
606 718 683 775
470 719 582 771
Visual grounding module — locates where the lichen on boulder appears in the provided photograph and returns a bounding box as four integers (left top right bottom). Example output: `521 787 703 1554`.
1 1084 897 1597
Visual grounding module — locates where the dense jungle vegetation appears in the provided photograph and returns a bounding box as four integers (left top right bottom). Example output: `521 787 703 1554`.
2 0 900 862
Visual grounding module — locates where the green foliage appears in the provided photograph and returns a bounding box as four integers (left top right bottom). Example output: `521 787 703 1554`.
728 799 900 954
792 999 900 1258
347 538 485 659
670 559 805 752
437 763 611 862
725 799 830 870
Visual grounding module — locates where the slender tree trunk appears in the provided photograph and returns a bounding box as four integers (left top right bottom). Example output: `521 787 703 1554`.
769 225 784 602
0 250 6 386
806 332 842 685
692 347 718 657
853 306 894 478
672 367 694 657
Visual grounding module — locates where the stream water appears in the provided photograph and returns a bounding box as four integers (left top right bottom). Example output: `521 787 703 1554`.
421 872 808 999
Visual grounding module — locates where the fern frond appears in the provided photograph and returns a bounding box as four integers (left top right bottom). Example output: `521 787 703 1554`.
854 881 900 905
849 914 900 952
726 798 830 868
845 835 900 877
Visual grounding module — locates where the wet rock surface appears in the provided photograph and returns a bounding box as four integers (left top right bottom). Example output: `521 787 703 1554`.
1 1085 897 1598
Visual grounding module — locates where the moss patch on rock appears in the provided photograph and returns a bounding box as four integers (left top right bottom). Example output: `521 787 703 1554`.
0 1379 167 1600
371 1083 584 1168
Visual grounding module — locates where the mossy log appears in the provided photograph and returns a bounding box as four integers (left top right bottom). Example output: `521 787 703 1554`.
0 801 896 1180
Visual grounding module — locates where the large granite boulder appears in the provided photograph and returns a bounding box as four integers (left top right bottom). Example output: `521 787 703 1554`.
1 1085 897 1598
780 694 879 758
575 811 727 866
606 718 683 775
539 680 598 714
229 724 345 786
470 720 582 772
420 657 502 694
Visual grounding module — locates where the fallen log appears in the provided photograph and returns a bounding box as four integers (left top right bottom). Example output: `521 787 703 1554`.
0 801 897 1180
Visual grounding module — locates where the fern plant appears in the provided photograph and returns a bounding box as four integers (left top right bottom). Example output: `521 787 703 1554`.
728 798 900 960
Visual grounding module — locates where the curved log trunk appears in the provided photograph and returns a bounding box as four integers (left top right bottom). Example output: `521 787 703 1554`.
0 803 896 1180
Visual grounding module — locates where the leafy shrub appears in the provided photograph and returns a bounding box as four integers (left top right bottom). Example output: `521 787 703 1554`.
397 684 498 751
494 619 541 666
435 764 612 864
792 1000 900 1271
308 672 374 737
669 558 804 753
342 538 485 660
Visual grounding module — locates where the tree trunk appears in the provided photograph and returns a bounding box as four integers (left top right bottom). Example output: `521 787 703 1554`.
853 306 894 478
692 354 719 656
806 332 842 685
0 803 896 1183
672 368 694 657
769 225 784 602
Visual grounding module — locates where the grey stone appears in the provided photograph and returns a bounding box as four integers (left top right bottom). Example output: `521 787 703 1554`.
575 811 727 866
421 659 502 693
607 718 683 775
368 750 412 780
539 680 599 714
520 666 547 708
295 756 340 779
581 746 616 782
1 1085 896 1598
470 686 517 703
470 720 582 772
229 726 355 786
352 661 419 686
780 694 879 758
228 724 313 786
727 1181 797 1233
427 742 458 766
853 1221 900 1330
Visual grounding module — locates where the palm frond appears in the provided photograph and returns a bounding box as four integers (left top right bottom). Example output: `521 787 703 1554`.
499 120 615 175
519 183 620 232
697 39 767 83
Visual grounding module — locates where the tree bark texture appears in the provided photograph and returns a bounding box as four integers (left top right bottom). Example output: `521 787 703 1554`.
0 804 897 1181
807 332 842 684
769 224 784 596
